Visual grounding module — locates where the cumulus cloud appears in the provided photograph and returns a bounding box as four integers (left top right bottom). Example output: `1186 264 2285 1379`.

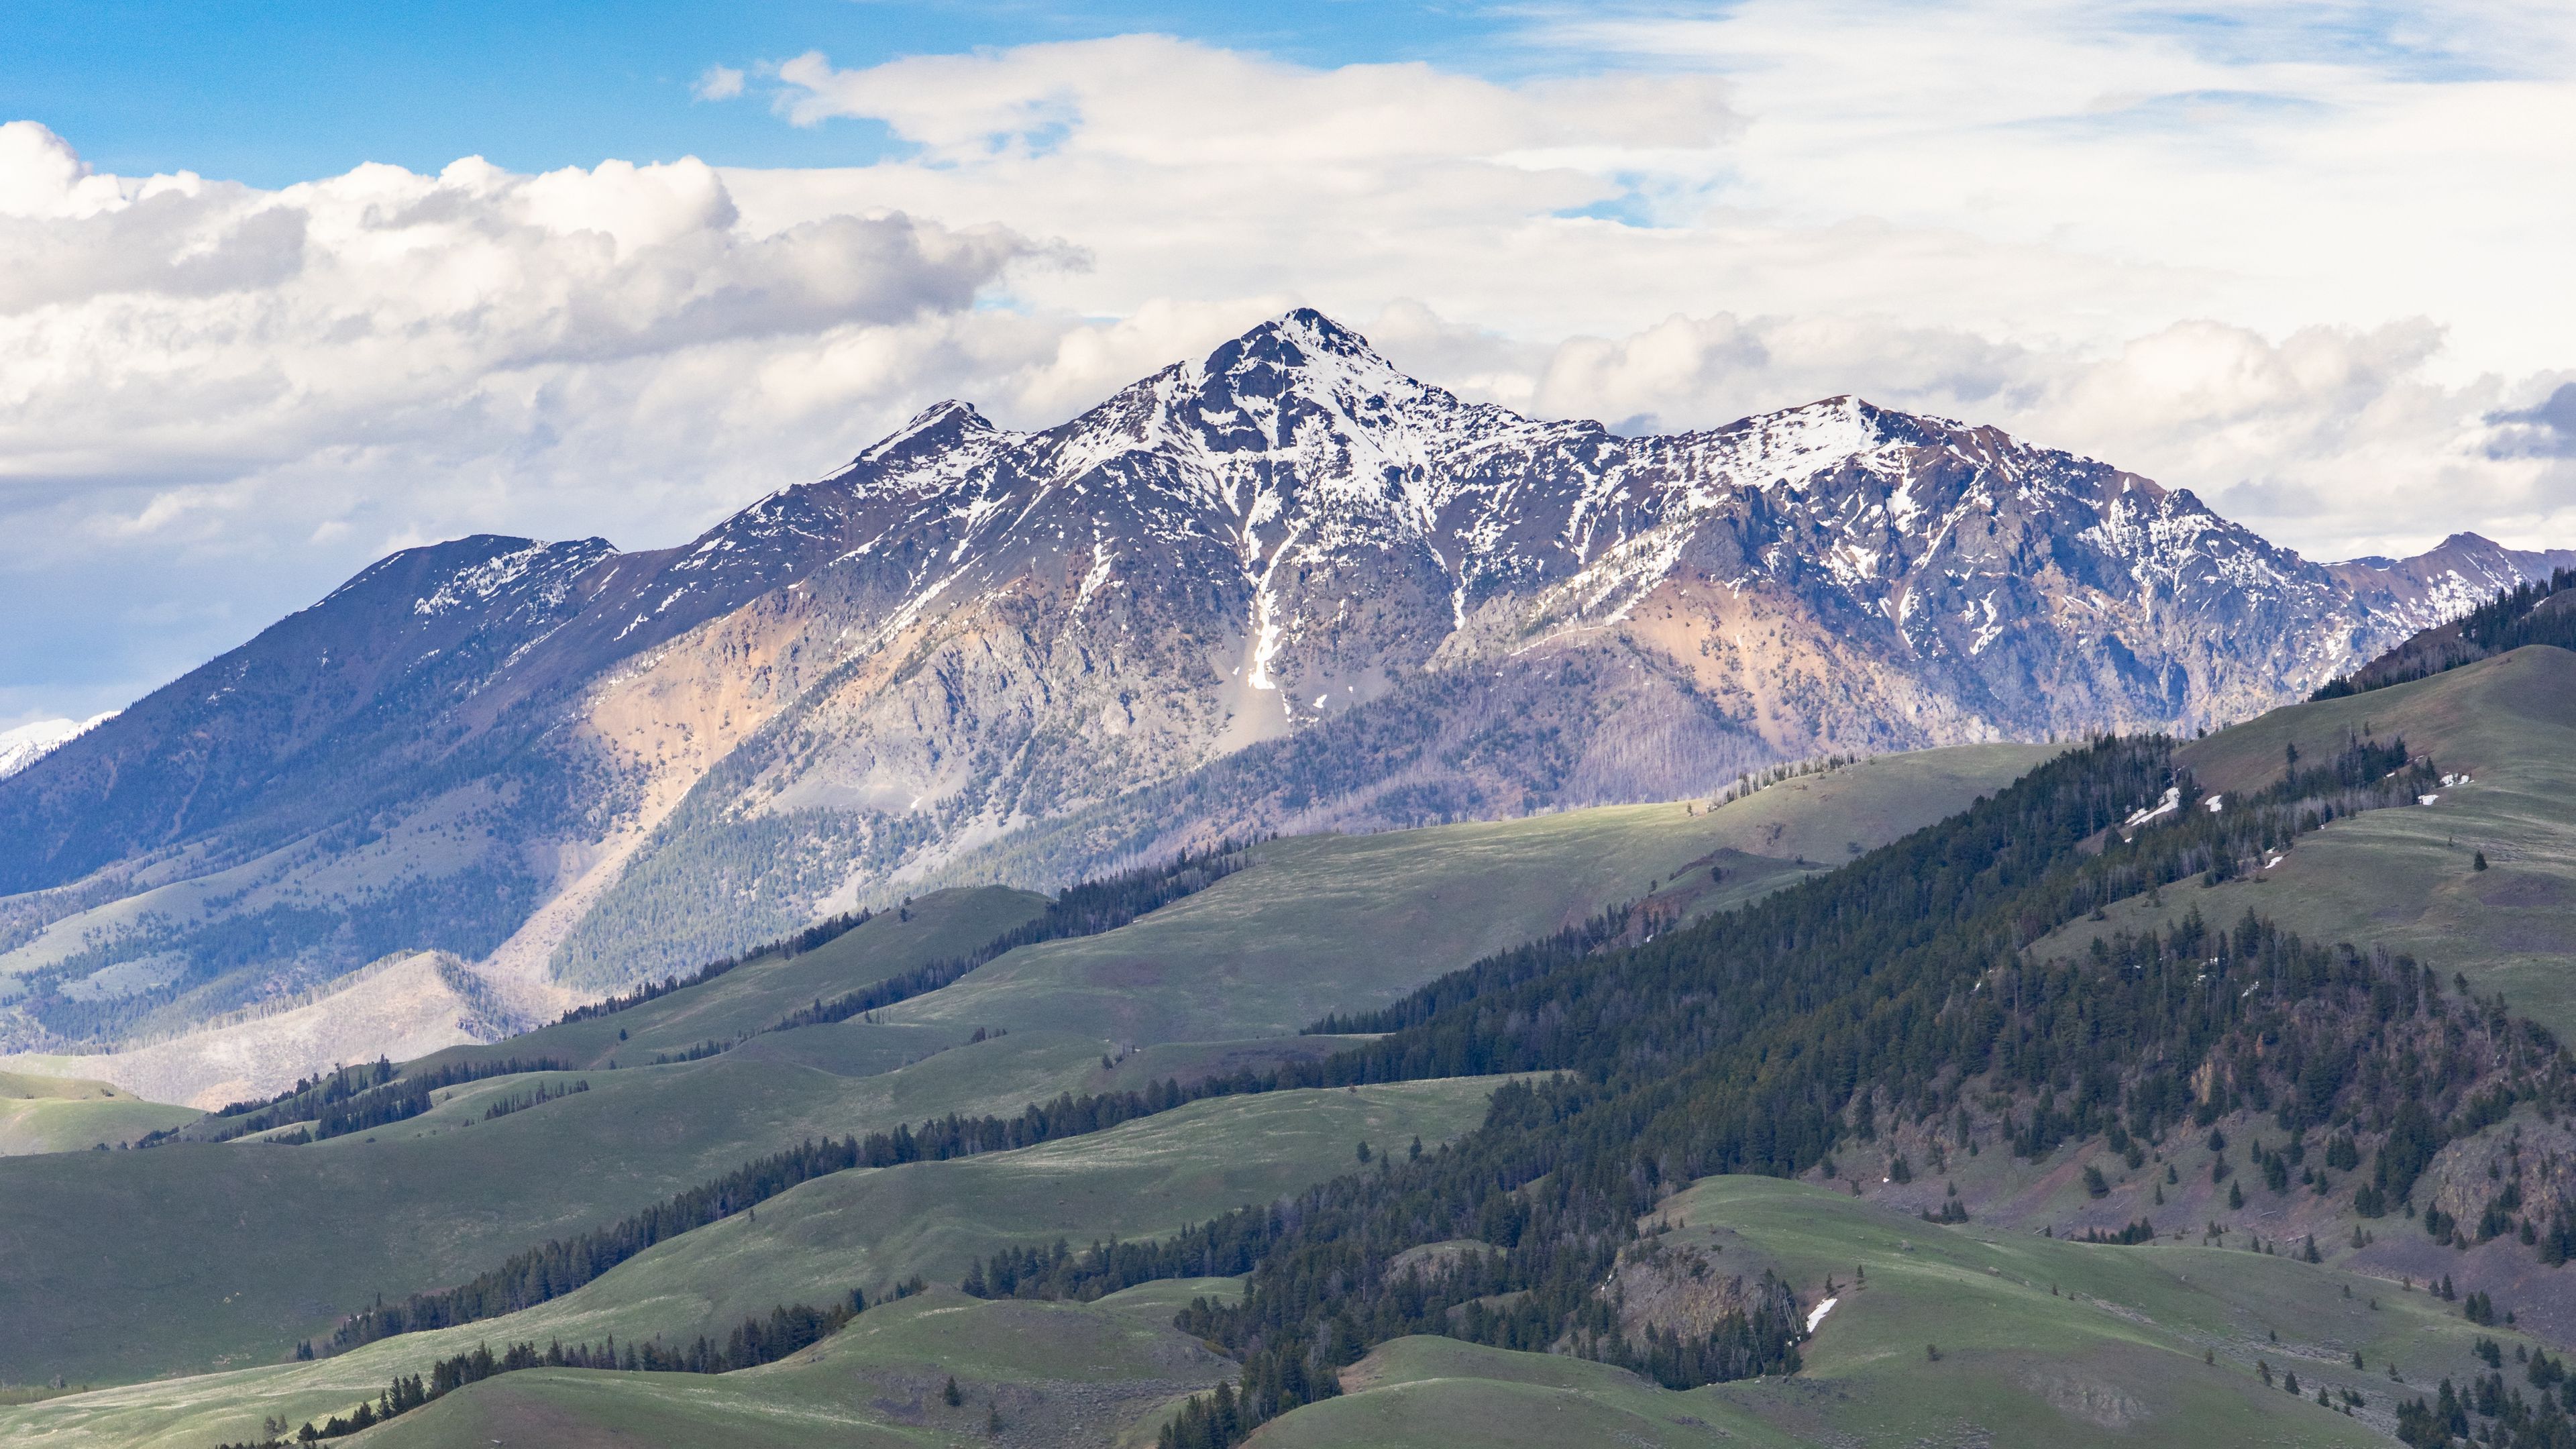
0 123 1063 714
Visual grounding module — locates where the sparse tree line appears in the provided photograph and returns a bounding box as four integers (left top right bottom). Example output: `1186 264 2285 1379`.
142 1057 574 1148
2395 1338 2576 1448
312 1069 1276 1357
480 1079 587 1122
213 1291 889 1446
549 904 879 1027
765 843 1251 1034
552 841 1251 1059
2314 567 2576 700
1704 751 1865 808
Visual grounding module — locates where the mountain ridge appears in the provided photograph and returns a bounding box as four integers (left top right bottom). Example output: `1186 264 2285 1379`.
3 309 2571 1049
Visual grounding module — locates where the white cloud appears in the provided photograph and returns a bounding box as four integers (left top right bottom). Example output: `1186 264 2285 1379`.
0 123 1063 714
739 26 2576 563
692 64 746 103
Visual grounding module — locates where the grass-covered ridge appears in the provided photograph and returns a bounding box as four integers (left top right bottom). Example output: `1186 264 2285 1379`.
2051 644 2576 1038
0 1069 194 1157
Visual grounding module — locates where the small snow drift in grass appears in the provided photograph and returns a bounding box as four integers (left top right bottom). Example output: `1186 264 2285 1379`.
1806 1296 1839 1334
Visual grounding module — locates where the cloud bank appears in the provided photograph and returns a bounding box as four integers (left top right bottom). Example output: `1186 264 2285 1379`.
3 7 2573 720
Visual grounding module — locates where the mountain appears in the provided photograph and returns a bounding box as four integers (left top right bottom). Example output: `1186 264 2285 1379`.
0 712 113 782
2 310 2569 1047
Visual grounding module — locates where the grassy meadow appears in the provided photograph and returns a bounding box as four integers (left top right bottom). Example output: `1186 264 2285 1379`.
2040 645 2576 1036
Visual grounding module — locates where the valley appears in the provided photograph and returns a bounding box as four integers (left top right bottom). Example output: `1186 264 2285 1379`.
0 742 2046 1397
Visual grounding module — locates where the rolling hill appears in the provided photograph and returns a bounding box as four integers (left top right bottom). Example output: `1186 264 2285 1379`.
2037 645 2576 1036
0 1069 193 1156
0 743 2053 1393
7 677 2576 1446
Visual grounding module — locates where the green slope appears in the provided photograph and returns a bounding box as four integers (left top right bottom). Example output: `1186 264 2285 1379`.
0 1024 1179 1385
0 1082 1498 1448
426 883 1050 1074
1255 1176 2525 1447
350 1280 1246 1449
0 1070 195 1156
858 743 2065 1046
1248 1336 1803 1448
2039 645 2576 1036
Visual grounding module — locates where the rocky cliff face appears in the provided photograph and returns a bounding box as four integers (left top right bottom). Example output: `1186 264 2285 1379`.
4 311 2569 1037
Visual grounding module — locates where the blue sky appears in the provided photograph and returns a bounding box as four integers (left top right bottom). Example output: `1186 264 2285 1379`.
7 1 1531 184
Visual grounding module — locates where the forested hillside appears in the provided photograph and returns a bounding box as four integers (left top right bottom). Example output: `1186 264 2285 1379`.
918 728 2576 1445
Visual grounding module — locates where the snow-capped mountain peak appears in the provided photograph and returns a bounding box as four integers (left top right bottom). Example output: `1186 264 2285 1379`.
0 712 115 782
8 307 2571 1014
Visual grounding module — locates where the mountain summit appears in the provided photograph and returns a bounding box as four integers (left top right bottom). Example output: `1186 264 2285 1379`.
3 311 2569 1044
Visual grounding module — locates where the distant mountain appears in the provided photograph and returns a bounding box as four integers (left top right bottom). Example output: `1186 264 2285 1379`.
2 310 2569 1047
0 713 112 782
2311 561 2576 699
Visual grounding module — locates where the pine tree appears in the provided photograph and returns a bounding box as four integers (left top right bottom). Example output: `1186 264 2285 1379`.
2475 851 2489 871
944 1376 964 1407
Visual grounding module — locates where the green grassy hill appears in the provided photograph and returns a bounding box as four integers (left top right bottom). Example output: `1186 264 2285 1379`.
348 1278 1251 1449
0 1080 1500 1448
856 744 2066 1046
2039 645 2576 1035
0 1025 1177 1385
425 883 1050 1073
23 1165 2536 1449
1252 1176 2519 1447
0 1070 195 1156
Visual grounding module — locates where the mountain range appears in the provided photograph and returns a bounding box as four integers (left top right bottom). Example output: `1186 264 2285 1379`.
3 309 2569 1059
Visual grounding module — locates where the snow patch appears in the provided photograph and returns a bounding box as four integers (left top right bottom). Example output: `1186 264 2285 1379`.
2123 786 2182 831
